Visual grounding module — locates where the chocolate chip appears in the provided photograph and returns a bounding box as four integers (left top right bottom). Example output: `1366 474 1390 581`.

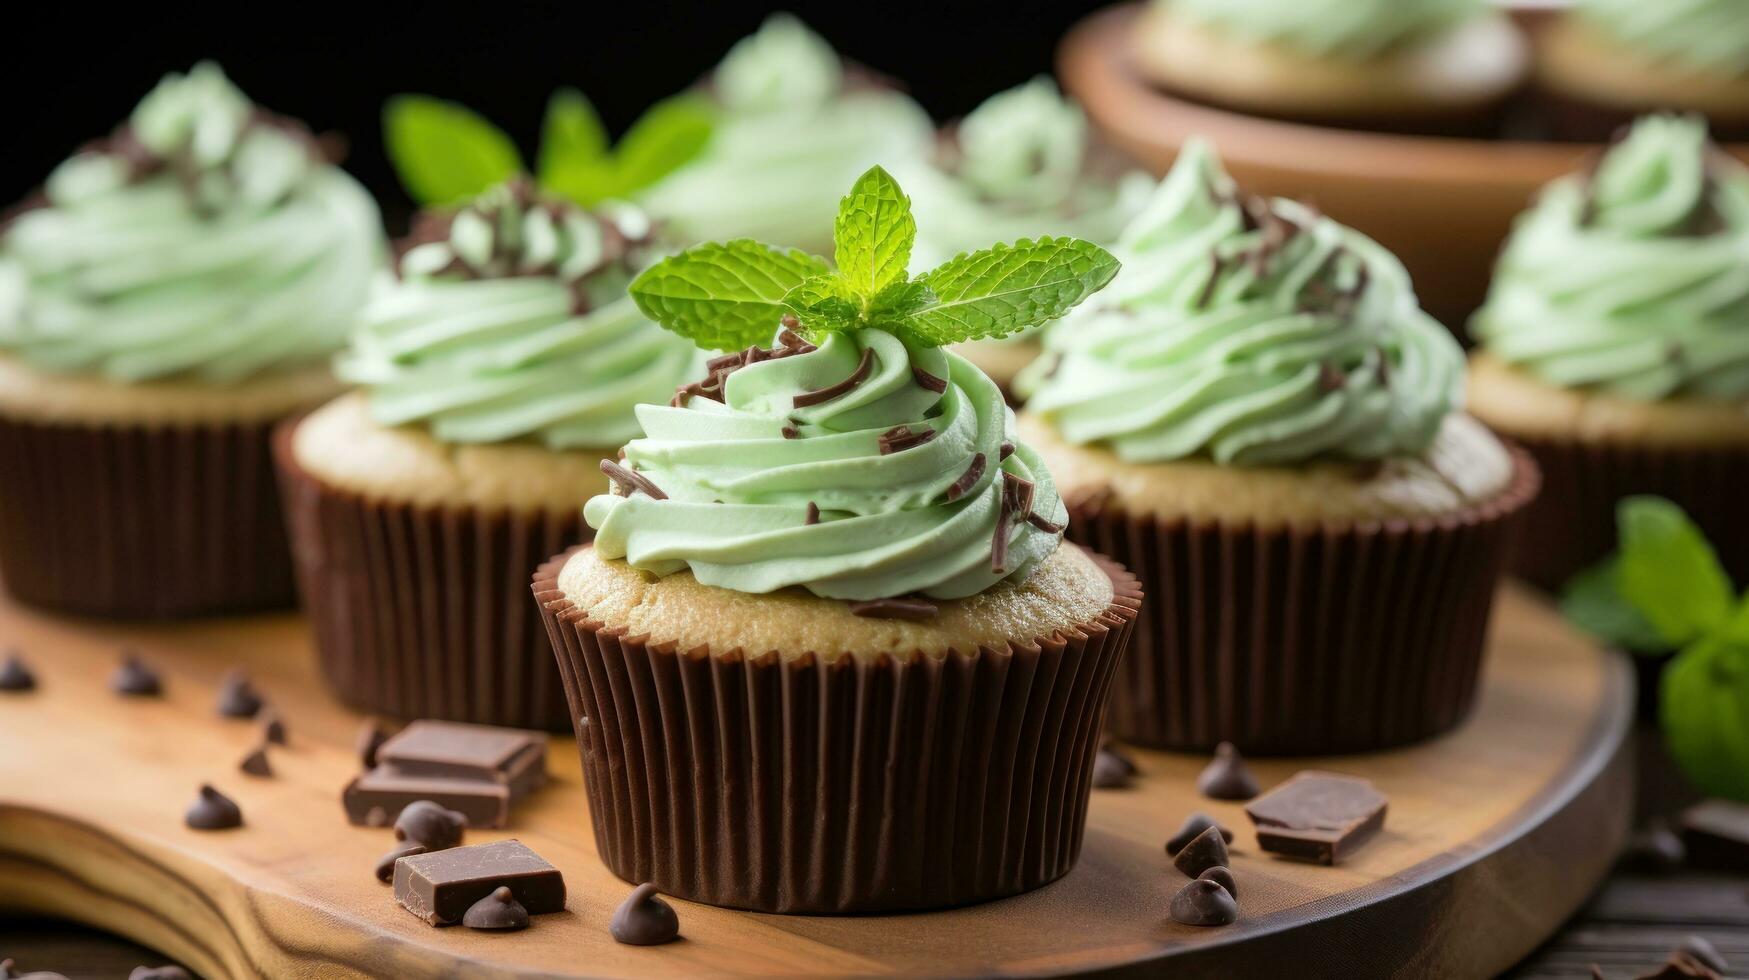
375 842 430 883
463 885 530 931
0 652 35 692
395 800 467 850
1621 818 1687 873
1197 742 1259 801
128 968 192 980
184 784 242 830
357 722 390 769
1173 825 1231 878
1170 878 1238 926
610 882 680 946
1198 865 1238 899
0 957 11 979
1166 812 1234 856
1678 935 1729 974
216 669 263 718
110 652 161 697
239 745 273 778
260 713 287 745
1091 745 1136 789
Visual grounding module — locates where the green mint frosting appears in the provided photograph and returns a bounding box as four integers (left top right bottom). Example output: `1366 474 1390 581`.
1021 140 1463 466
1577 0 1749 76
335 181 698 449
0 63 383 384
1472 115 1749 401
1160 0 1485 59
585 327 1068 600
636 15 932 251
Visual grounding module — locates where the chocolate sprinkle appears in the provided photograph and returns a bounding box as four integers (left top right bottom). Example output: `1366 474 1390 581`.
793 346 874 408
395 800 468 850
781 424 800 439
912 364 948 393
600 459 668 500
239 745 273 778
945 453 987 502
805 502 820 526
1197 742 1261 801
216 669 264 719
375 841 430 884
357 723 390 770
184 784 242 831
1170 878 1239 927
0 652 35 692
878 425 936 455
848 597 939 621
1173 825 1232 878
110 653 161 697
463 885 531 931
1167 812 1235 856
610 882 681 946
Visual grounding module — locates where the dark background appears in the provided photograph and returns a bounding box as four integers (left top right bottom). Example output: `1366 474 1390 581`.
8 1 1107 229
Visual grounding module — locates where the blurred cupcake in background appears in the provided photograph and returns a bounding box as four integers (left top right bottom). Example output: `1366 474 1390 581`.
277 179 697 729
1131 0 1531 136
1469 115 1749 589
1018 140 1539 754
0 62 382 618
1537 0 1749 141
901 77 1153 398
636 13 934 251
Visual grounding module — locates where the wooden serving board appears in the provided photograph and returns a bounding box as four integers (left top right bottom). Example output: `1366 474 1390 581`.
0 585 1631 979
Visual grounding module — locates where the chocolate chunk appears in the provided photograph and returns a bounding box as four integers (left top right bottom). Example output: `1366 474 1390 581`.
1621 817 1687 872
1091 745 1136 789
0 652 34 692
376 842 431 884
1681 799 1749 872
847 597 938 620
1197 742 1259 801
128 968 191 980
1166 812 1234 856
393 839 565 926
260 713 288 745
184 784 242 830
1173 825 1231 878
1246 770 1387 865
215 669 264 718
1169 878 1238 927
463 886 530 931
110 653 161 697
1198 865 1238 899
239 745 273 778
357 723 390 769
395 800 468 850
610 882 681 946
378 721 547 789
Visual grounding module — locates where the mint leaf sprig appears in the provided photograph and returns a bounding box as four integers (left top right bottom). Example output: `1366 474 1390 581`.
383 89 712 208
627 165 1121 351
1561 496 1749 802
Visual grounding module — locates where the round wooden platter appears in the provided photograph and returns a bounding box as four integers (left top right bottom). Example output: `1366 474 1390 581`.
0 584 1630 979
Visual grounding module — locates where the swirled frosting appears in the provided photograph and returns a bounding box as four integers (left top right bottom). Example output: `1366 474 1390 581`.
636 15 933 251
1472 115 1749 401
0 63 382 384
1021 140 1463 466
584 327 1068 600
1576 0 1749 76
336 181 698 449
1159 0 1486 60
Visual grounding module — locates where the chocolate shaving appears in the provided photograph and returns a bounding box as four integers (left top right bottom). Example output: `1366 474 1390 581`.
848 597 939 620
945 453 987 502
1197 252 1228 310
781 424 800 439
999 442 1014 461
805 502 820 526
1317 363 1347 393
912 365 948 393
991 472 1037 575
1027 512 1065 534
600 460 668 500
877 425 936 455
793 347 875 409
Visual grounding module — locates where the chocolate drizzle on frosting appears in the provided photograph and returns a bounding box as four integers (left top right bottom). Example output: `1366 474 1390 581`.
793 346 875 408
600 460 668 500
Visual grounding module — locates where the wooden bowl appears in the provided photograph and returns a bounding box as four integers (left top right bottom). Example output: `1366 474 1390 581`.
1057 4 1749 330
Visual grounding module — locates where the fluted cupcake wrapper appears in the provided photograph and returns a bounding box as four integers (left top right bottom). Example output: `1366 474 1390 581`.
532 546 1143 914
273 421 584 730
0 414 296 618
1507 434 1749 592
1067 450 1540 756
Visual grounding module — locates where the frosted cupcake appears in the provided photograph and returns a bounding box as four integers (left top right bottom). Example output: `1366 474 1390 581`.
535 167 1140 912
277 180 697 729
1469 116 1749 588
1132 0 1530 135
0 63 382 618
1018 141 1539 753
636 14 933 252
901 77 1153 397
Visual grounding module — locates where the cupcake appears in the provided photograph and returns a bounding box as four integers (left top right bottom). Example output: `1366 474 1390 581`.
900 77 1154 398
0 63 382 618
1131 0 1531 136
1017 141 1539 754
1469 115 1749 590
277 180 697 729
534 166 1140 912
1537 0 1749 141
636 14 933 252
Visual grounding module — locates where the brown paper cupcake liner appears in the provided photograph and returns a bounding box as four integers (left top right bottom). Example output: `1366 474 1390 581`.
0 414 296 618
273 421 585 731
532 546 1142 914
1066 450 1541 756
1506 433 1749 593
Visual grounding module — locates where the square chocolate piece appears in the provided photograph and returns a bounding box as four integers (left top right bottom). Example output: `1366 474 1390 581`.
1245 770 1388 865
393 839 566 926
379 721 547 795
343 770 512 829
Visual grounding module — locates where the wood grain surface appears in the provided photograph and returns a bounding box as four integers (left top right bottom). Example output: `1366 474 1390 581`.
0 585 1630 978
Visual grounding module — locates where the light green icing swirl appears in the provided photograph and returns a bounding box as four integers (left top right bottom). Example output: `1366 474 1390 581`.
1473 116 1749 401
637 15 933 252
0 63 383 384
585 328 1067 600
1577 0 1749 76
1160 0 1486 60
1021 140 1463 466
336 182 699 449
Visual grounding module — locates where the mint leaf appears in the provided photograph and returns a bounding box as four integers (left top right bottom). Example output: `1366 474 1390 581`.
782 275 860 333
630 240 829 351
537 88 608 190
1617 495 1733 647
1560 559 1671 654
384 95 523 205
902 237 1121 345
834 166 915 297
1661 636 1749 802
867 279 934 324
608 94 714 197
